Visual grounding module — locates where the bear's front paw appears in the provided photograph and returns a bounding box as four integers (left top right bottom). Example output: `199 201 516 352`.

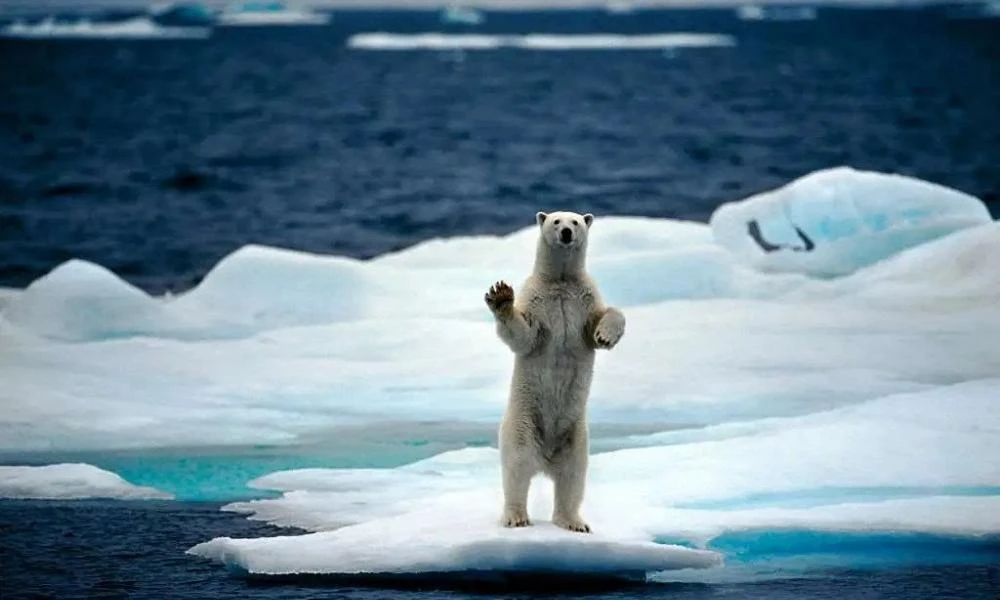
485 280 515 316
501 506 531 528
553 514 591 533
594 312 625 350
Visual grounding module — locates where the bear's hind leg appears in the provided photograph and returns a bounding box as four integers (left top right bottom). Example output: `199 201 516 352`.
551 430 591 533
501 448 535 528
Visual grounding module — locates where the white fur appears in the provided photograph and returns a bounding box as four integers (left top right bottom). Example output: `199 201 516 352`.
485 211 625 533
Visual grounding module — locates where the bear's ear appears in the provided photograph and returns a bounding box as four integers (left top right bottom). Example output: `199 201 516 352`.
583 213 594 227
536 212 548 226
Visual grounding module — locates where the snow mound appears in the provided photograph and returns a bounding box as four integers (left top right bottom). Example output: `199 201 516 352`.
0 463 172 500
795 221 1000 309
1 260 194 342
709 167 991 277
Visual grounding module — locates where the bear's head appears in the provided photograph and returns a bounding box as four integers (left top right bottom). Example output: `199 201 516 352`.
535 211 594 251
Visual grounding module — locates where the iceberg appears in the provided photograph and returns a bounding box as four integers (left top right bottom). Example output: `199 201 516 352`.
709 167 991 277
149 2 216 27
605 1 637 14
347 33 737 51
217 1 330 27
0 17 210 40
440 5 486 26
735 4 817 21
0 463 172 500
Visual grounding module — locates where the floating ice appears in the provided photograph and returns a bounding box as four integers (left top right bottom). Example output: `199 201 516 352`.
347 33 736 51
0 463 172 500
440 5 486 26
0 17 210 39
192 380 1000 579
217 2 330 27
735 4 817 21
710 167 991 277
189 503 720 580
1 168 997 577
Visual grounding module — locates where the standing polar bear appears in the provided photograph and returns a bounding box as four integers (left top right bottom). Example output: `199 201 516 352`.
484 211 625 533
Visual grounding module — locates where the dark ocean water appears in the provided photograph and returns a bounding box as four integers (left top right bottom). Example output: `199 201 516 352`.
1 8 998 294
2 500 999 600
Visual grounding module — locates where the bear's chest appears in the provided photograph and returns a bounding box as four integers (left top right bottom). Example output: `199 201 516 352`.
528 282 595 351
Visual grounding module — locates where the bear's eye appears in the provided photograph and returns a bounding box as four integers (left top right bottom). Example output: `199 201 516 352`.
573 220 579 226
553 219 560 225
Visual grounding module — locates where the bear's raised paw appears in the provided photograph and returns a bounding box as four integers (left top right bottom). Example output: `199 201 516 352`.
594 311 625 350
485 280 515 315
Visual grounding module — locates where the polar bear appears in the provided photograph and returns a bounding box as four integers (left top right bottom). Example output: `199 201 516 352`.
484 211 625 533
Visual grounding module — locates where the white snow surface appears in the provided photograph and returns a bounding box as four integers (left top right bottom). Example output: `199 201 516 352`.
710 167 991 277
189 509 720 577
0 463 172 500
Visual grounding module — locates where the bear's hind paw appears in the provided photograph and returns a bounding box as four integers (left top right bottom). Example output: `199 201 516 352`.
501 508 531 528
553 515 591 533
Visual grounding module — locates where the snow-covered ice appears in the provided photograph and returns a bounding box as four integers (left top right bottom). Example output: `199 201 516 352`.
189 505 720 579
192 380 998 577
0 463 172 500
1 167 998 580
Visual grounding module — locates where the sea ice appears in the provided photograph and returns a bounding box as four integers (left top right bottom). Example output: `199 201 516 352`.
192 381 1000 578
0 170 996 453
0 17 210 39
347 33 736 51
0 463 172 500
710 166 991 277
1 167 996 578
189 501 721 579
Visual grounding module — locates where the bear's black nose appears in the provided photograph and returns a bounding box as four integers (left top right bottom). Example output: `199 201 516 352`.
560 228 573 244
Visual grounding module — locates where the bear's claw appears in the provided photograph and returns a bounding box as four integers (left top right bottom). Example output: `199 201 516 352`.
502 508 531 528
485 280 515 314
593 316 624 349
553 515 591 533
